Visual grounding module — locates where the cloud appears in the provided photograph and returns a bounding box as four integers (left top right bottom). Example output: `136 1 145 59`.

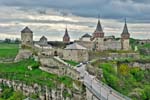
0 0 150 20
0 1 149 40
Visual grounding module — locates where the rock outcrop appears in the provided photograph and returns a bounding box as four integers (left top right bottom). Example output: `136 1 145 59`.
0 78 85 100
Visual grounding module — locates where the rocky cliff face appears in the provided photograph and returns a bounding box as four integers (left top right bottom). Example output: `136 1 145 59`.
0 78 86 100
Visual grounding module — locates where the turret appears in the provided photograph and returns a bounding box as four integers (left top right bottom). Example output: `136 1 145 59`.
121 19 130 39
92 17 105 51
93 19 104 38
21 26 33 46
121 19 130 50
63 28 70 43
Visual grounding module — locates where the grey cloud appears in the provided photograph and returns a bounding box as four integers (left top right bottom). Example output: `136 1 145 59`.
0 0 150 22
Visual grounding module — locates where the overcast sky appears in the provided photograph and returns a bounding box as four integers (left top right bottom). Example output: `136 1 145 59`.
0 0 150 41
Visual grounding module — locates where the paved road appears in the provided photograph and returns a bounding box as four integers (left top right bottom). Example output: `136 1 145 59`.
76 64 131 100
54 57 130 100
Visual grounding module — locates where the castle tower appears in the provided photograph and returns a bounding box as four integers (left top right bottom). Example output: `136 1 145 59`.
21 26 33 46
92 18 105 51
39 36 47 45
63 28 70 43
121 19 130 50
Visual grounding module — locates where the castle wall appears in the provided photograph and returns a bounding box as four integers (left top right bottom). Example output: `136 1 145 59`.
121 39 130 50
63 50 89 62
80 37 91 42
104 39 122 50
75 41 94 50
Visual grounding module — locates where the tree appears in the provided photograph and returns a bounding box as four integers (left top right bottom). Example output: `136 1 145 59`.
4 38 11 43
14 38 20 44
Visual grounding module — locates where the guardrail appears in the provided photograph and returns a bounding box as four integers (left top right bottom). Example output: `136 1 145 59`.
98 81 131 100
84 82 107 100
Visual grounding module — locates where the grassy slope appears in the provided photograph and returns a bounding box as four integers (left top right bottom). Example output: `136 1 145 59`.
92 61 150 100
0 59 73 88
0 43 19 58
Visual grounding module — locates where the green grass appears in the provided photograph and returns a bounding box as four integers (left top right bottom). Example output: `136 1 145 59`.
64 60 79 66
0 43 19 58
138 43 150 49
0 59 74 88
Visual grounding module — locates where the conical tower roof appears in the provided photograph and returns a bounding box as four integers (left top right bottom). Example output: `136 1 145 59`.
122 19 129 34
95 19 103 32
21 26 33 33
63 28 70 38
40 36 47 40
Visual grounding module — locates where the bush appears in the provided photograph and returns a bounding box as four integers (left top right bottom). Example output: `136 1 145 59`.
118 64 130 76
9 91 25 100
31 62 40 69
0 88 13 99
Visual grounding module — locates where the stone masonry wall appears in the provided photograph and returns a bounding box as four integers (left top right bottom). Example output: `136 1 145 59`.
0 78 85 100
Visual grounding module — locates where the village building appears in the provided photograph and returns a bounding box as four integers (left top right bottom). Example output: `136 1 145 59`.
21 26 33 46
63 43 89 62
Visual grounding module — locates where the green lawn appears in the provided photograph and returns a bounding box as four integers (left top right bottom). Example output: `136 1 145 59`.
0 43 19 58
0 59 74 88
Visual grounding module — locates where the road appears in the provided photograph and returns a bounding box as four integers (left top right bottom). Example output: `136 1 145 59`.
75 64 131 100
54 57 130 100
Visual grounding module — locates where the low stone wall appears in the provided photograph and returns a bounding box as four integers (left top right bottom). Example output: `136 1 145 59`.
127 62 150 70
89 52 140 60
0 57 14 63
0 78 85 100
39 57 81 80
108 53 140 59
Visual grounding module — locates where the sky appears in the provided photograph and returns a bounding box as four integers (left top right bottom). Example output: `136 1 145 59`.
0 0 150 41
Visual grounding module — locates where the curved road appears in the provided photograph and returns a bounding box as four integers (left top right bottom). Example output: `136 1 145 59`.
76 64 131 100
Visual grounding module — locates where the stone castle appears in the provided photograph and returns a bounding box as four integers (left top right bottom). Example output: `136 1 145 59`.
20 18 131 62
76 19 130 51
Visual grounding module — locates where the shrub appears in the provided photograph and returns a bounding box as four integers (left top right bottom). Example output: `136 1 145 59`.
31 62 40 69
118 64 130 76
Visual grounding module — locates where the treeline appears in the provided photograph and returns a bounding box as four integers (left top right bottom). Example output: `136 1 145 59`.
0 38 21 44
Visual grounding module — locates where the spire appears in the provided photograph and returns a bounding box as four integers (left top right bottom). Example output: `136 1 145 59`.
122 18 129 34
95 17 103 32
64 27 69 38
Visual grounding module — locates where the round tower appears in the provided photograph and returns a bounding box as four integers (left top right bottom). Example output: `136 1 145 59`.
21 26 33 46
